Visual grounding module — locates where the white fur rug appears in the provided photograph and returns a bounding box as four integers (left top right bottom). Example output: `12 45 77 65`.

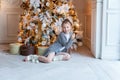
0 51 120 80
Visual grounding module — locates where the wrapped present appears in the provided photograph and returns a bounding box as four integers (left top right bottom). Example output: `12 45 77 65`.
9 43 22 55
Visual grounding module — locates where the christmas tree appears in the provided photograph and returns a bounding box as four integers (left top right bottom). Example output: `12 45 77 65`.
18 0 82 47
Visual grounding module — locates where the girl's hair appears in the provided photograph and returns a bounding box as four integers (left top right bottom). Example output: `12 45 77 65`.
62 19 72 27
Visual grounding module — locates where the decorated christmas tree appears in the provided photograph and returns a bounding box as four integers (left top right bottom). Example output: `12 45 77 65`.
18 0 83 48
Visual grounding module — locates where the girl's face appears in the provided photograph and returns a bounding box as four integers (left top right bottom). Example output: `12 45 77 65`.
62 22 72 34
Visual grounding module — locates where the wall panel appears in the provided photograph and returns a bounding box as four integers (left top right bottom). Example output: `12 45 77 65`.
0 0 22 43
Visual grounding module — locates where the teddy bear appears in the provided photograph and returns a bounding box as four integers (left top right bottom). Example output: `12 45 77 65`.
71 30 83 51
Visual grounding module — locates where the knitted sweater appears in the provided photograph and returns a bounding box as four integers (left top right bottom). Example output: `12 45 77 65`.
43 32 73 56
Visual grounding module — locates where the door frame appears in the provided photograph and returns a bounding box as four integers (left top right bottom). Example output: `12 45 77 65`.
91 0 103 59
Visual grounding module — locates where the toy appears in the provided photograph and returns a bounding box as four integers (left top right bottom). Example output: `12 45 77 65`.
23 54 39 63
71 31 83 51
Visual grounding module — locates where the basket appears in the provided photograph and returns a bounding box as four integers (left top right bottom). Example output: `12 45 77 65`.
20 45 36 56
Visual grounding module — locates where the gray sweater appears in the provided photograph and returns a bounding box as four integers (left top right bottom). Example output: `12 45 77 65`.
43 32 73 56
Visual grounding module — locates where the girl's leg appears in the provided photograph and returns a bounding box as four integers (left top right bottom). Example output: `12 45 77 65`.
38 52 55 63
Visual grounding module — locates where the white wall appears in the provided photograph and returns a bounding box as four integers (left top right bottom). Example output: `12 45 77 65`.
0 0 22 43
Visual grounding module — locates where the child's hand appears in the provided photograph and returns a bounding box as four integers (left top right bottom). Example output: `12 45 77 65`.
71 33 75 40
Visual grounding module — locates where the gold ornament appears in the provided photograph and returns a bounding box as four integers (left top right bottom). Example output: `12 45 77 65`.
74 22 80 30
26 15 31 20
68 1 74 9
55 27 61 35
69 9 75 15
73 15 77 21
37 20 42 39
51 34 56 43
57 1 62 6
49 2 54 10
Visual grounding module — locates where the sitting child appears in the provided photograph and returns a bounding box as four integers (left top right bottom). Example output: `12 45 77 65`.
38 19 75 63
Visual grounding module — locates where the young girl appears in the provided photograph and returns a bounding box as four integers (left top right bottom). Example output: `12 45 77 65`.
38 19 75 63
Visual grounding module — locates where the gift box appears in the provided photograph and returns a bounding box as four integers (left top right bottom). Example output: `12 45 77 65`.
37 46 48 55
9 43 22 55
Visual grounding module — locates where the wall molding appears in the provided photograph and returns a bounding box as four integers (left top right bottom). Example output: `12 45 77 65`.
0 40 17 43
105 13 120 46
1 0 22 8
107 0 120 10
102 0 120 47
6 12 20 37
